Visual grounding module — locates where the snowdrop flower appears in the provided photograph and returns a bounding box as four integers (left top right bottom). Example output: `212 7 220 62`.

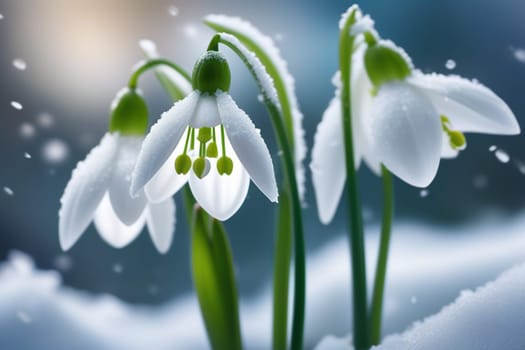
59 88 175 253
311 36 520 224
131 48 278 221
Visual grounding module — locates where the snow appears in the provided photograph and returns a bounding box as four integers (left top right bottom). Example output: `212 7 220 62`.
204 14 307 200
374 261 525 349
3 213 525 349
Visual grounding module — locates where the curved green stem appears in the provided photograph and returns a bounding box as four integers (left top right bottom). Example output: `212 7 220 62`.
273 187 292 350
128 58 191 89
340 10 369 350
370 166 394 345
216 36 306 350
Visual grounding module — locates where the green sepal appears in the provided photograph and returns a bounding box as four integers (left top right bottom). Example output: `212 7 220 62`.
109 88 148 135
217 156 234 175
365 44 412 87
192 51 231 94
175 154 192 174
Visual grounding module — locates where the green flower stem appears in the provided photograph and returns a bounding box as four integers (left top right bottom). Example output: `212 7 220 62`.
127 58 191 90
215 36 306 350
340 10 369 350
191 207 243 350
369 166 394 345
272 186 292 350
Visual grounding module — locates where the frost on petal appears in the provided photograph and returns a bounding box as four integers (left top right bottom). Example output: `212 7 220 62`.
408 72 520 135
108 136 148 225
131 92 198 196
189 94 221 128
204 14 306 200
94 194 146 248
366 81 442 188
146 198 175 254
350 15 374 36
58 133 119 251
139 39 192 99
310 97 346 225
217 92 278 202
189 136 250 221
145 136 188 203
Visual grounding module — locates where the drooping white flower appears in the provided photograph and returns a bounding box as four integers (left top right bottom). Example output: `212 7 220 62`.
59 133 175 253
311 38 520 224
131 50 278 221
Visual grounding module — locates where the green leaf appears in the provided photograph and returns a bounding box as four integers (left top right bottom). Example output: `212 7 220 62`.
191 206 243 350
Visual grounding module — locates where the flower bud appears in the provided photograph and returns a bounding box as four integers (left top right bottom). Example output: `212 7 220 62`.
109 88 148 135
174 154 192 174
365 43 411 87
217 156 234 175
192 51 231 94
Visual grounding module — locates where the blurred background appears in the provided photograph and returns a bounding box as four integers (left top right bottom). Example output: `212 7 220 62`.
0 0 524 306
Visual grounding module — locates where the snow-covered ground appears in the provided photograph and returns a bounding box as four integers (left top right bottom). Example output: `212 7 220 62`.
2 212 525 349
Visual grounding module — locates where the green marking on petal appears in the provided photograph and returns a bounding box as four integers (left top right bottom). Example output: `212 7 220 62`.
441 115 466 150
448 130 466 150
217 156 234 175
175 154 192 174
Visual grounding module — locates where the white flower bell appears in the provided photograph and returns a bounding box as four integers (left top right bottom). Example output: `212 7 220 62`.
59 89 175 253
311 35 520 224
131 49 278 221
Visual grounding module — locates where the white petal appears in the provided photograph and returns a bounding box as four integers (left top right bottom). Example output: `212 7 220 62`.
144 135 188 203
408 73 520 135
367 81 442 187
189 94 221 128
351 47 381 174
94 194 146 248
441 132 460 159
131 92 199 196
146 198 175 254
216 92 278 202
310 96 346 224
108 136 148 224
58 133 119 251
189 137 250 221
